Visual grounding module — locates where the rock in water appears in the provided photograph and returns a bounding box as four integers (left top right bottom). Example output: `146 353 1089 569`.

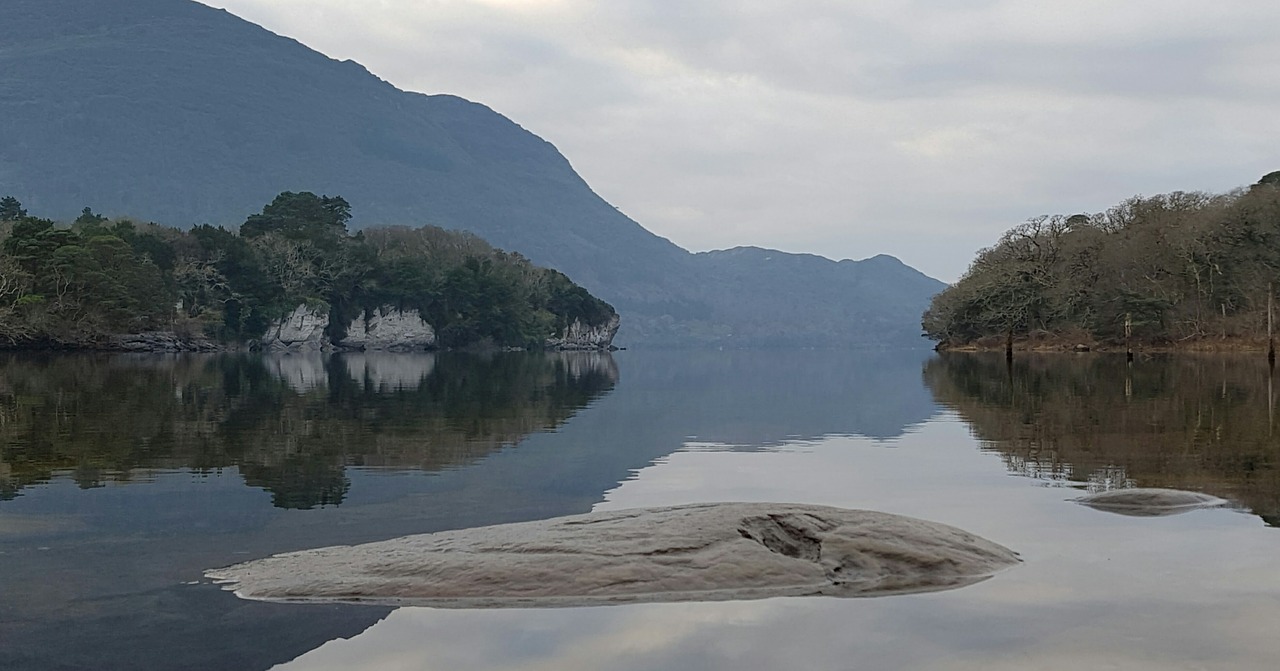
206 503 1020 608
1075 488 1227 517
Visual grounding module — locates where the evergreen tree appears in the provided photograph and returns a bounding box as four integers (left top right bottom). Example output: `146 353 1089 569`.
0 196 26 221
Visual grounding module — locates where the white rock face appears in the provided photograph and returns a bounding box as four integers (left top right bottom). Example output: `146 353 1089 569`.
1075 488 1228 517
262 305 329 350
206 502 1020 608
546 314 621 350
342 308 436 351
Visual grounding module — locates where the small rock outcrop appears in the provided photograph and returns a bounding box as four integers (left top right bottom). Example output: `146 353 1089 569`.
110 332 223 352
261 305 329 351
341 308 436 351
1075 488 1227 517
546 314 621 350
207 502 1020 608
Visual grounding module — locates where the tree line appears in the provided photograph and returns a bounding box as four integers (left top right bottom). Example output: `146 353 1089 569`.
924 172 1280 348
0 192 615 348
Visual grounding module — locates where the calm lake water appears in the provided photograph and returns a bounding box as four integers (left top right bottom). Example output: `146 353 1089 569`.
3 349 1280 670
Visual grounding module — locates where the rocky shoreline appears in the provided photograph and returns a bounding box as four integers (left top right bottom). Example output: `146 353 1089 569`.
936 334 1278 354
2 335 621 354
0 303 621 354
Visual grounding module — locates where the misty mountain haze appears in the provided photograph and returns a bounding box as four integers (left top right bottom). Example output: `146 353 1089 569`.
0 0 944 346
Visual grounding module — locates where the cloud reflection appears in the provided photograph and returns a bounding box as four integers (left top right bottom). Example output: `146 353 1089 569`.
271 416 1280 670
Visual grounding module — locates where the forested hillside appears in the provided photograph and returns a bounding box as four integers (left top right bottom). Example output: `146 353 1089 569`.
0 192 615 349
924 172 1280 348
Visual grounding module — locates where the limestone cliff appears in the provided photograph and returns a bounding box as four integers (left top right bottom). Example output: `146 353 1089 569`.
545 315 621 350
260 305 329 351
342 308 436 351
261 305 617 352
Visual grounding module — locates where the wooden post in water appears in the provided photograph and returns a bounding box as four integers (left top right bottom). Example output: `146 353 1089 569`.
1005 327 1013 363
1125 313 1133 363
1269 282 1275 368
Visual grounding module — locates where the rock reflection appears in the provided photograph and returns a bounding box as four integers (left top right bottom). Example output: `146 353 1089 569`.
342 352 436 391
268 353 329 393
924 353 1280 524
0 351 617 508
1073 488 1228 517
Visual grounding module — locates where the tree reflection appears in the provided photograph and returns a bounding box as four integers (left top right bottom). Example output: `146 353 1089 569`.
924 353 1280 524
240 455 350 510
0 351 617 508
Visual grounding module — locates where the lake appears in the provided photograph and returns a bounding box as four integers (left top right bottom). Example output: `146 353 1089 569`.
2 349 1279 670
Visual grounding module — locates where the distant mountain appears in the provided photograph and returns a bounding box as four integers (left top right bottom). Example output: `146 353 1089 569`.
0 0 945 346
693 248 947 345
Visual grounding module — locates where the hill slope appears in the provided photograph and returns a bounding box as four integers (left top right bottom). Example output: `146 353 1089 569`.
0 0 943 346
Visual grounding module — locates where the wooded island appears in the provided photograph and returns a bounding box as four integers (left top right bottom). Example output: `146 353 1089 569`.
0 192 616 350
924 172 1280 351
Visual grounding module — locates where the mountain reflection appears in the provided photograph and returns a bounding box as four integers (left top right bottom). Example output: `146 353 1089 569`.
605 349 939 449
924 353 1280 524
0 351 618 508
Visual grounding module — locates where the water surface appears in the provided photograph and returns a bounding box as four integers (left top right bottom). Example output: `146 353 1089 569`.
2 350 1279 670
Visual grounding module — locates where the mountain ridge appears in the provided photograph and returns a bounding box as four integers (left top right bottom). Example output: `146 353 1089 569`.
0 0 944 346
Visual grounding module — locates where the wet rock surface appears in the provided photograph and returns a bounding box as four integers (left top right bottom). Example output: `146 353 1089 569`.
1075 488 1228 517
207 502 1020 608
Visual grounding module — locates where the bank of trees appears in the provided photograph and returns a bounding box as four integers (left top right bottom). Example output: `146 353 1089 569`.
0 192 615 348
924 172 1280 347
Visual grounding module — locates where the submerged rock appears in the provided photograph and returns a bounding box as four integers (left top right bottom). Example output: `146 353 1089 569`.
1075 488 1227 517
206 502 1020 608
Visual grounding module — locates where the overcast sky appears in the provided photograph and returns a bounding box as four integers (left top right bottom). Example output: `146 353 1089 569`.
201 0 1278 282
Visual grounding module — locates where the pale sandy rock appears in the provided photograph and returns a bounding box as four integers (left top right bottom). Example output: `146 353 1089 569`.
546 314 620 350
262 305 329 350
206 502 1020 608
342 308 436 351
1075 488 1227 517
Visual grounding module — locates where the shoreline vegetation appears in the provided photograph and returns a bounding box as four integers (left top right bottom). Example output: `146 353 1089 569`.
0 192 618 353
924 172 1280 354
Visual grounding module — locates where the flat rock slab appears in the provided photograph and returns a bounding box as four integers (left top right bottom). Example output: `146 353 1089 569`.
206 503 1020 608
1075 488 1227 517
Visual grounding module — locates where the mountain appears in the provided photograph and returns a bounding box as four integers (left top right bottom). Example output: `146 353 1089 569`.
693 248 948 345
0 0 945 346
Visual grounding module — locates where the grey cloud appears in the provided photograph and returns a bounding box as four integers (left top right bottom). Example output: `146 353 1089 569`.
586 2 1275 103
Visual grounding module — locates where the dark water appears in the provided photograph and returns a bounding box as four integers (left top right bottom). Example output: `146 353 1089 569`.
2 350 1279 670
